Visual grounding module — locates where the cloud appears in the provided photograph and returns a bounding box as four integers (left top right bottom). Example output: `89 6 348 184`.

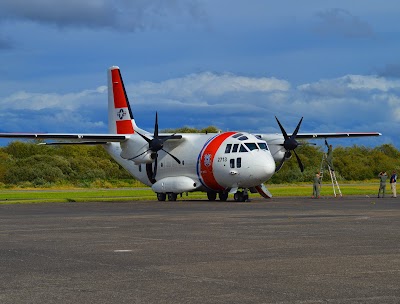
314 8 374 38
0 0 206 31
0 71 398 147
131 72 290 99
298 75 400 95
1 86 106 111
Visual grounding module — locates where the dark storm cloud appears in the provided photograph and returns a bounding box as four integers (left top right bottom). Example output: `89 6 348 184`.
314 8 374 38
0 0 206 31
377 63 400 78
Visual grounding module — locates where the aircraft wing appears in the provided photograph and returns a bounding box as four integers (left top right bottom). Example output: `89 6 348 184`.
0 133 129 143
0 132 183 145
294 132 382 139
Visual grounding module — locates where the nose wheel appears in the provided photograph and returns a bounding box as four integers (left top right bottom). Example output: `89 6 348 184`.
234 190 249 202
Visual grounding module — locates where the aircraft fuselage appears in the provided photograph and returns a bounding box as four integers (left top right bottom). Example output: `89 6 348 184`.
105 131 275 195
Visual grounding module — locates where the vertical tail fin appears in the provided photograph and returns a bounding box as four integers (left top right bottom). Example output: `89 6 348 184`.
108 66 137 134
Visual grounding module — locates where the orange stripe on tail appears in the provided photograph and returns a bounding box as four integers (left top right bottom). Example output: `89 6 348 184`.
108 66 135 134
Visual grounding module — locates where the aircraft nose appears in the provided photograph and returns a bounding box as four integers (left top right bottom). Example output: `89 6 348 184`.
252 152 276 182
261 153 276 179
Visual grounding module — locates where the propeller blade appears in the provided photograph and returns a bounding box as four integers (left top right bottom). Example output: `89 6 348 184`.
293 150 304 172
275 116 305 172
152 157 158 180
128 149 151 161
275 116 289 141
154 112 159 138
162 148 181 164
133 112 181 180
135 130 152 144
291 117 303 138
275 151 291 172
275 157 286 172
160 133 177 144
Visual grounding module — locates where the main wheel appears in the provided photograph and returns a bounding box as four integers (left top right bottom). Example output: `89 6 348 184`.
207 191 217 201
157 193 166 201
167 193 178 201
219 192 228 201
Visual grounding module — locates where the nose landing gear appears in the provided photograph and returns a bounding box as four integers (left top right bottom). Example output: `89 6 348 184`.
233 189 249 202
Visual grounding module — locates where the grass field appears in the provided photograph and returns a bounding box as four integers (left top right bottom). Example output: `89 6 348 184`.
0 182 388 204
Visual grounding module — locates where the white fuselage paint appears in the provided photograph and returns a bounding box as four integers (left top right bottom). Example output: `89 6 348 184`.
104 131 275 193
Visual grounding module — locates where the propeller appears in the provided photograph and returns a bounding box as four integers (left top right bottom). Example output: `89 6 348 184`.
275 116 304 172
129 112 181 179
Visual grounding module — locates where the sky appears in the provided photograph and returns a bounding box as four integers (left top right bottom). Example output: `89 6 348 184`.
1 0 400 148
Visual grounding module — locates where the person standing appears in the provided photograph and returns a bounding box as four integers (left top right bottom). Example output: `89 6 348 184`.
378 171 388 198
390 171 397 198
312 172 321 198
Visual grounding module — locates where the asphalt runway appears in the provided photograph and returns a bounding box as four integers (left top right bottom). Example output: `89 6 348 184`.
0 196 399 304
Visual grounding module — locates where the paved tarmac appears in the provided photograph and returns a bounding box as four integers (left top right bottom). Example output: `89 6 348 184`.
0 196 399 304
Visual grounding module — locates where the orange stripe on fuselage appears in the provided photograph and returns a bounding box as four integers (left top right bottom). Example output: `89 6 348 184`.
199 132 236 191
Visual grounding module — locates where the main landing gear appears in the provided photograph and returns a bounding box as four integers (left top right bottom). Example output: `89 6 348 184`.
156 193 178 201
206 191 229 201
156 190 247 202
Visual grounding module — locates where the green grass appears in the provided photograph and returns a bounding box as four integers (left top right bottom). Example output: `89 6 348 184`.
0 182 387 204
0 188 209 204
270 183 381 196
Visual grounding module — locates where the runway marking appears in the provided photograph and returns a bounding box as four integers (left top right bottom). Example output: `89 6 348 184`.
114 250 133 253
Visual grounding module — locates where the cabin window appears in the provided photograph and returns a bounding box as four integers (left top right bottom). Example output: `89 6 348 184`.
225 144 232 153
232 144 239 153
230 158 235 168
237 157 242 168
138 164 142 172
238 135 248 141
232 133 243 138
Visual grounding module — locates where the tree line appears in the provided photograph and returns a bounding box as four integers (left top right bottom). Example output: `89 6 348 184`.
270 143 400 184
0 132 399 188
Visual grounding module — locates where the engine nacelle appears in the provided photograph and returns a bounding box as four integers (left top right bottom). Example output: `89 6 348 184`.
119 137 155 164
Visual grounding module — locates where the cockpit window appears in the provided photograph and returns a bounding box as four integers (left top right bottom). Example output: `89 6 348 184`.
238 135 248 141
239 144 248 152
245 143 258 151
232 144 239 153
225 144 232 153
258 142 268 150
232 133 243 138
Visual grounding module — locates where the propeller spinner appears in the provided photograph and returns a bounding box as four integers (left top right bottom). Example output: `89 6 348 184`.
275 116 304 172
130 112 181 179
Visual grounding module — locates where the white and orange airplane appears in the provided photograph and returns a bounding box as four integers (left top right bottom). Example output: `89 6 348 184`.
0 67 381 201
